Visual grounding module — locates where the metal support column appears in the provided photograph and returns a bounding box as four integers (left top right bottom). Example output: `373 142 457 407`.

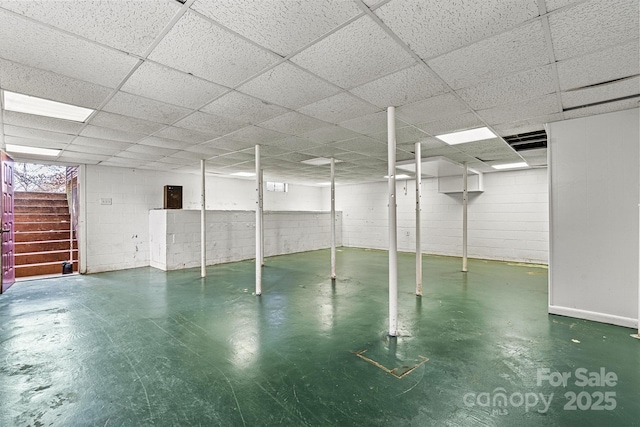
330 158 336 279
255 145 262 296
388 106 398 337
415 142 422 296
462 161 468 273
200 159 206 278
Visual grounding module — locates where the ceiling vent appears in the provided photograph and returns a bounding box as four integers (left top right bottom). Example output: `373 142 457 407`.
503 129 547 151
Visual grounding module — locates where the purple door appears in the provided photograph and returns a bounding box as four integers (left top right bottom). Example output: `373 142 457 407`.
1 151 15 293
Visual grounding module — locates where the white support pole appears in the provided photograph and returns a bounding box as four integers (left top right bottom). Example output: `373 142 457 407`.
255 145 262 296
415 142 422 296
330 158 336 279
634 204 640 339
388 106 398 337
462 161 468 273
259 168 264 266
200 159 206 278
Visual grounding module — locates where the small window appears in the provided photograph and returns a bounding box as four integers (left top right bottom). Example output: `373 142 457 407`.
266 181 288 192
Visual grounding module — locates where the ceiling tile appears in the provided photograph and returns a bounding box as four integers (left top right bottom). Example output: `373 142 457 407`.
349 64 448 108
302 125 361 144
334 136 388 155
201 90 288 124
563 97 640 120
89 111 165 135
299 144 351 158
561 76 640 109
238 62 341 109
103 92 191 125
338 111 388 134
0 10 138 88
100 157 146 167
153 126 216 144
184 144 231 157
456 65 556 109
117 149 165 161
545 0 582 12
169 150 210 161
396 93 470 125
477 94 560 125
549 0 639 61
492 113 564 136
298 92 379 123
2 110 84 135
66 142 123 156
173 111 244 136
259 112 329 135
225 125 289 143
556 40 640 91
138 136 194 150
415 112 484 136
0 0 179 56
121 61 228 109
3 124 74 143
291 16 415 88
148 11 278 87
73 136 133 151
371 126 430 144
192 0 361 56
428 21 549 89
125 143 178 157
375 0 539 58
265 136 322 151
208 137 257 151
57 151 108 163
80 125 145 143
0 59 112 109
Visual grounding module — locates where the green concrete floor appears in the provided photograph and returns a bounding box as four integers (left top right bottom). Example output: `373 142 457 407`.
0 248 638 426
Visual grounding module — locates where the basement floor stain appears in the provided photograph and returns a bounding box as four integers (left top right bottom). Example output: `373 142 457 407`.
0 248 638 426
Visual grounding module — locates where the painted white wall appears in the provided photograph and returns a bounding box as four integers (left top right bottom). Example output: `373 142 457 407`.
333 167 548 264
150 210 342 270
83 165 326 273
548 108 639 329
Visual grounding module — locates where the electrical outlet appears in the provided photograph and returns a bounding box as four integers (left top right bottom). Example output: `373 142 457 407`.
100 198 112 205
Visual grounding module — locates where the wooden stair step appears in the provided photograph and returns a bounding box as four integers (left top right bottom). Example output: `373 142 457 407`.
14 231 73 242
15 261 78 278
15 249 78 265
14 192 68 200
15 239 78 253
14 222 71 232
14 206 70 214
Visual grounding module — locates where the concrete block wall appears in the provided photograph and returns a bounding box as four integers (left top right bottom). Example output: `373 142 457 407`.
84 165 327 273
334 167 548 264
150 210 342 270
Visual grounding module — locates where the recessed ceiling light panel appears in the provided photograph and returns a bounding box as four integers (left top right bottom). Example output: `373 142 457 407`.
3 90 94 122
492 162 528 170
301 157 343 166
5 144 60 157
436 127 497 145
231 172 255 177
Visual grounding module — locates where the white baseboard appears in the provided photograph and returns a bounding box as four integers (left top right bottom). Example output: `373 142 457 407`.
548 305 637 329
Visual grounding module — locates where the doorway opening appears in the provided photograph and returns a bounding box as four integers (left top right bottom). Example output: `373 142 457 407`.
13 163 79 278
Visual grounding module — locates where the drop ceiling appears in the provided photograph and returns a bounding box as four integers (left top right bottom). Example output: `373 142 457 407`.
0 0 638 185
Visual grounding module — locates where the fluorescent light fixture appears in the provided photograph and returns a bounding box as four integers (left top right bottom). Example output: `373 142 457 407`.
384 174 411 179
301 157 342 166
492 162 528 170
5 144 60 157
231 172 255 177
3 90 94 122
435 127 497 145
